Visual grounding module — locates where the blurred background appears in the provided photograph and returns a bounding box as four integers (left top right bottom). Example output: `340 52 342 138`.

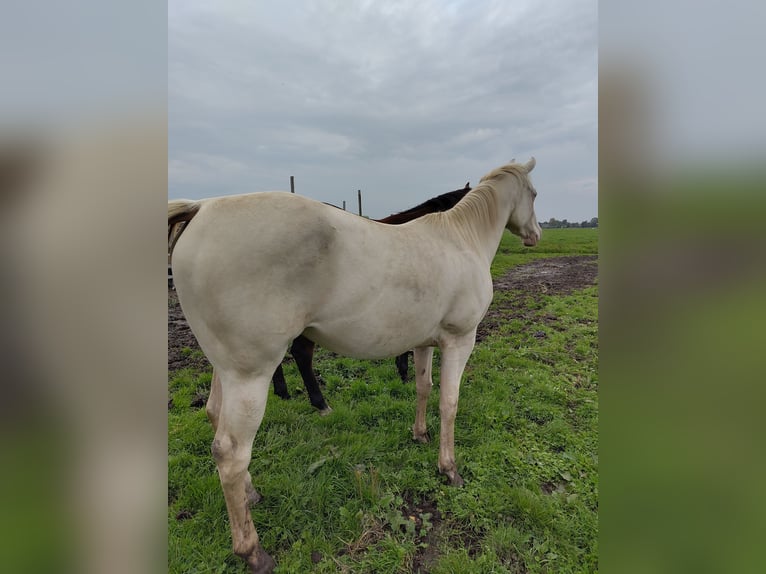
1 1 764 573
0 3 167 574
600 1 766 572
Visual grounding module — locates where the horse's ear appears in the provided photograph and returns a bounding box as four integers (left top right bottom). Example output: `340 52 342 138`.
524 157 536 173
464 181 470 190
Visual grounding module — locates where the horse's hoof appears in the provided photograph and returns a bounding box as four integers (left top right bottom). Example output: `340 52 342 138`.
318 405 333 416
246 488 262 508
245 481 263 508
450 474 465 487
247 546 276 574
412 431 430 444
442 469 464 487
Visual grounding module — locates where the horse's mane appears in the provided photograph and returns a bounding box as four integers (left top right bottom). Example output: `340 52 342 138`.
423 162 529 250
477 162 529 185
377 182 470 224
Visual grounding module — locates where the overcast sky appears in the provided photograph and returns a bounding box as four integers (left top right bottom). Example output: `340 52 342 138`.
169 0 597 222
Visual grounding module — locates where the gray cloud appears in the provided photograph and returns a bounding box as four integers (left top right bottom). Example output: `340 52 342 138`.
170 0 597 221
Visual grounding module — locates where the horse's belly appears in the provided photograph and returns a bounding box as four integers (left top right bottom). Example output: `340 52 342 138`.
302 323 436 359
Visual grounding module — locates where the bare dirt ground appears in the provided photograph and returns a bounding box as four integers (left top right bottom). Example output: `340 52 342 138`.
168 255 598 372
168 291 209 372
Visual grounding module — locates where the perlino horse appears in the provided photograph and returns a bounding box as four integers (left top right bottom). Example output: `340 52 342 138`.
168 159 541 573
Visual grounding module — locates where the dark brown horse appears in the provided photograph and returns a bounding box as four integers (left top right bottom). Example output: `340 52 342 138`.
271 182 471 412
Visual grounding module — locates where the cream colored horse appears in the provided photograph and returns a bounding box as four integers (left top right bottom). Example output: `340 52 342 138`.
168 158 541 573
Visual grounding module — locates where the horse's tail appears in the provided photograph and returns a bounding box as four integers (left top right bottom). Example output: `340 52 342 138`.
168 199 201 259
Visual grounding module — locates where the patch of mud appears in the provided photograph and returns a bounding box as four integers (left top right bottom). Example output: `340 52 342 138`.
399 492 487 572
399 496 443 573
494 255 598 294
477 255 598 343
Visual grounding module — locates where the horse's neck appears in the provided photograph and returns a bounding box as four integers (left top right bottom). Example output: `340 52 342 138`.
444 183 514 264
477 184 514 262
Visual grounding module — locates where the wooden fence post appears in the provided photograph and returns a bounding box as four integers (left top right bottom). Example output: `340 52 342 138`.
357 189 362 216
290 175 295 193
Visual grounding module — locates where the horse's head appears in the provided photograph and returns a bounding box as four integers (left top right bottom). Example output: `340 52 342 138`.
504 157 541 247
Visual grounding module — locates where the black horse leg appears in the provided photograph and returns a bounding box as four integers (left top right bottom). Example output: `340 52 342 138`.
272 362 291 400
395 351 410 382
291 335 332 414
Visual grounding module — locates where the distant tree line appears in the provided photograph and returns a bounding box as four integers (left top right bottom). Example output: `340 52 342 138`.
540 217 598 229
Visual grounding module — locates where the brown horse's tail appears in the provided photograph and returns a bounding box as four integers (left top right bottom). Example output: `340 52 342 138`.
168 199 201 260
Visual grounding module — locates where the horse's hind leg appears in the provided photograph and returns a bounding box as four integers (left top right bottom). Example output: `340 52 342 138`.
291 335 331 414
207 368 261 507
212 369 276 573
412 346 434 443
206 368 222 431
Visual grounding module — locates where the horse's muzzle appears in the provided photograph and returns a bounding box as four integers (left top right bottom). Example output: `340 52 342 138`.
523 223 542 247
523 233 539 247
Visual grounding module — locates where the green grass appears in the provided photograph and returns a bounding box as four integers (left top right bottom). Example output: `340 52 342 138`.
169 228 598 573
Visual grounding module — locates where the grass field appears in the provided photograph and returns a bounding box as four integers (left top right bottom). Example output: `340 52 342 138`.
168 228 598 573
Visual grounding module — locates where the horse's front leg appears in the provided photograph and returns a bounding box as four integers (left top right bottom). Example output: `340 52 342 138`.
291 335 332 415
395 351 410 382
412 346 434 443
437 330 476 487
271 363 290 400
